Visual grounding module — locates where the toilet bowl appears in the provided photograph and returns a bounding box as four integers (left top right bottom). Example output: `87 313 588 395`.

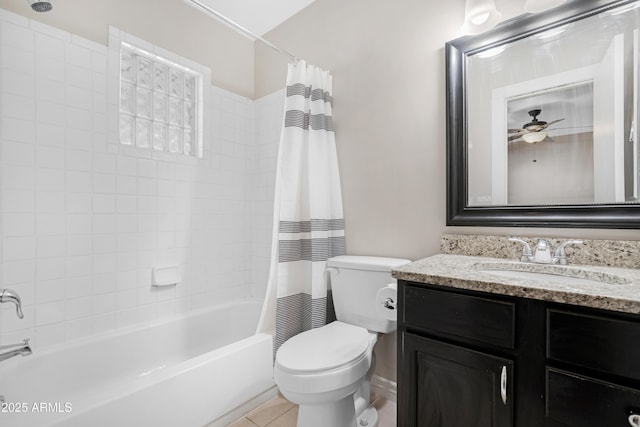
274 256 411 427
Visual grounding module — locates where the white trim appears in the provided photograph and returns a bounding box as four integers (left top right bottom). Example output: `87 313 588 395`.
371 374 397 403
204 386 279 427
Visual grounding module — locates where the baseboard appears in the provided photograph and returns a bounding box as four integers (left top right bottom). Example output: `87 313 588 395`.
371 374 397 403
205 386 279 427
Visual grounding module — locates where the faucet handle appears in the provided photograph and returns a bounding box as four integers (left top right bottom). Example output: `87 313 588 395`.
553 240 584 265
509 238 533 262
0 289 24 319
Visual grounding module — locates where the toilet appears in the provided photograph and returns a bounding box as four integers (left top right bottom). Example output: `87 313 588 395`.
274 255 411 427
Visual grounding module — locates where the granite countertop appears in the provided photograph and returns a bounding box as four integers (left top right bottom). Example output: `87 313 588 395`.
392 254 640 314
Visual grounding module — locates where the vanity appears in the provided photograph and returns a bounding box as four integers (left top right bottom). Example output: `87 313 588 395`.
393 247 640 427
413 0 640 424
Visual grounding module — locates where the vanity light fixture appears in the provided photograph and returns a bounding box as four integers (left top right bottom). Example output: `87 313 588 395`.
462 0 502 35
522 131 547 143
524 0 567 14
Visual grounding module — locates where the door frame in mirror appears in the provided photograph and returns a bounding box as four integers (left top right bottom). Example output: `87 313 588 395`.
446 0 640 228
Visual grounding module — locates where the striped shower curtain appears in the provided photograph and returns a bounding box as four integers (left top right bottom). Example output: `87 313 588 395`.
272 61 345 353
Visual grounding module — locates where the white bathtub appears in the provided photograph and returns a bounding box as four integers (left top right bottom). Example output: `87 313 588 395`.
0 301 275 427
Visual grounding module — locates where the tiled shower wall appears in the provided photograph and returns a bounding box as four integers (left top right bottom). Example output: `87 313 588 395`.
0 9 283 348
251 89 285 301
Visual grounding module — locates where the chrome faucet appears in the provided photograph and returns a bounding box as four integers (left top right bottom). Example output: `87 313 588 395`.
1 289 24 319
0 339 32 362
533 239 552 264
509 238 583 265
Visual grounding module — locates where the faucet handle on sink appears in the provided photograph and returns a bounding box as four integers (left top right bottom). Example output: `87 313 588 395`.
509 238 533 262
553 240 584 265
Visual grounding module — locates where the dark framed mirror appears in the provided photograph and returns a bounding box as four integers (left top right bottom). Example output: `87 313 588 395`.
446 0 640 228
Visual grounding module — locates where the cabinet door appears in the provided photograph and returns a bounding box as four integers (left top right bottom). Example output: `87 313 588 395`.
399 333 513 427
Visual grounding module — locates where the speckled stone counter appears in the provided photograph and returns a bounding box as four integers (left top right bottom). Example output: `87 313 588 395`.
392 254 640 314
441 234 640 269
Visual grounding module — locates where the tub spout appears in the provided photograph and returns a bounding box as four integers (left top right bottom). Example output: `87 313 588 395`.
0 289 24 319
0 339 32 362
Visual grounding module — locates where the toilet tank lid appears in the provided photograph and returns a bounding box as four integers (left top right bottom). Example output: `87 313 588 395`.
327 255 411 272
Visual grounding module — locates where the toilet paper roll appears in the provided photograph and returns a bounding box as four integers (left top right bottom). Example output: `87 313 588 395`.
376 283 398 321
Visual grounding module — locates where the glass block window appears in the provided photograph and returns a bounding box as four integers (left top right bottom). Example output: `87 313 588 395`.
119 43 202 157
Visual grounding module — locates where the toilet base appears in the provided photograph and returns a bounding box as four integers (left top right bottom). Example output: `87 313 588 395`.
357 405 379 427
296 395 357 427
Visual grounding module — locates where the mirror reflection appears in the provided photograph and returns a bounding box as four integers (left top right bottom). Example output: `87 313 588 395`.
466 1 640 207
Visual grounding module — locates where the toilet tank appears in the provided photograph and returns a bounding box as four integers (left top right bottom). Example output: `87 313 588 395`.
327 255 411 333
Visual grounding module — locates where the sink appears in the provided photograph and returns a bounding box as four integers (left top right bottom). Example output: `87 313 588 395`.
474 262 631 286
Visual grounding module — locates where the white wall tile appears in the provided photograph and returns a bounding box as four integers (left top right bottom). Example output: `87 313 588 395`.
37 123 65 147
35 56 64 82
36 192 65 213
36 169 65 192
37 236 66 258
1 45 34 74
2 21 34 51
2 69 35 97
3 117 36 143
3 236 35 261
36 100 66 125
34 32 64 58
2 141 35 166
36 78 65 103
0 17 273 349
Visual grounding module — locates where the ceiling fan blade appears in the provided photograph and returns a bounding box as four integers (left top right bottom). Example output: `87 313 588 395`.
540 118 566 130
508 128 525 133
508 134 523 142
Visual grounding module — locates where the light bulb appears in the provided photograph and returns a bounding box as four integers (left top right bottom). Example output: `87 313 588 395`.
522 131 547 143
462 0 501 35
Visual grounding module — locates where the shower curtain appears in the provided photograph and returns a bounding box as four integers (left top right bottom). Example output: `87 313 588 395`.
267 60 345 353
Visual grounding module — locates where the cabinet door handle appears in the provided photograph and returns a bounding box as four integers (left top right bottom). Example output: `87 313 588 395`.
629 413 640 427
500 366 507 405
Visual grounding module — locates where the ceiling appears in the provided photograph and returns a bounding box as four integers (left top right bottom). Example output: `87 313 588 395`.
185 0 317 37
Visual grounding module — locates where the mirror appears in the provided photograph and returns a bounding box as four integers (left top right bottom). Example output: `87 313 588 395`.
446 0 640 228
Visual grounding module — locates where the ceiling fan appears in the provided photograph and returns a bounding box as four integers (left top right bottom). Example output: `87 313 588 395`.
508 109 565 143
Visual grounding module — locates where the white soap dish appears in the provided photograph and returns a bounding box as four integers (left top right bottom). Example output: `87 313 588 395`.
152 266 181 287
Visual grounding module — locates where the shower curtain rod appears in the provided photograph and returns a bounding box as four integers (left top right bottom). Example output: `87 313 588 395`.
186 0 300 62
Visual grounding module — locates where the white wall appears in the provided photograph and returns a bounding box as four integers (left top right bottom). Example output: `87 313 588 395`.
0 9 280 349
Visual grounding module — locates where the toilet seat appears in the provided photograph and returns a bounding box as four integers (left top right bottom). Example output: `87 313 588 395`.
274 321 377 396
276 321 371 373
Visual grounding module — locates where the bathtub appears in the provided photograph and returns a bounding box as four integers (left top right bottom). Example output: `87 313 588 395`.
0 300 275 427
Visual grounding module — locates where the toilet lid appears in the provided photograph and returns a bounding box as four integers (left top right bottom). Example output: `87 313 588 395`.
276 322 372 373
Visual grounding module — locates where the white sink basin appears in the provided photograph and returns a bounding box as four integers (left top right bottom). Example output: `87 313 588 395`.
474 262 631 286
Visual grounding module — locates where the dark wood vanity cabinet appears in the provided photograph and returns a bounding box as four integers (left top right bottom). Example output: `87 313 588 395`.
397 281 640 427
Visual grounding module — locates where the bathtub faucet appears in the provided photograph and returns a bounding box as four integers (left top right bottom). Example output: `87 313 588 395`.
0 339 32 362
0 289 24 319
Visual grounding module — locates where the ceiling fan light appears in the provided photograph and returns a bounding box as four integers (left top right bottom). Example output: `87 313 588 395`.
522 131 548 143
462 0 501 35
524 0 567 14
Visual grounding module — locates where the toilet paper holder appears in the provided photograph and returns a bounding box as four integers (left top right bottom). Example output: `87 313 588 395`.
383 297 396 310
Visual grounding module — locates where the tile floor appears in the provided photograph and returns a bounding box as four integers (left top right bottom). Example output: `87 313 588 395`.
227 394 396 427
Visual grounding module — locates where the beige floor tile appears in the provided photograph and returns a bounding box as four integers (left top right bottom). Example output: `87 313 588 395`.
246 394 296 427
373 397 397 427
227 418 259 427
265 406 298 427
